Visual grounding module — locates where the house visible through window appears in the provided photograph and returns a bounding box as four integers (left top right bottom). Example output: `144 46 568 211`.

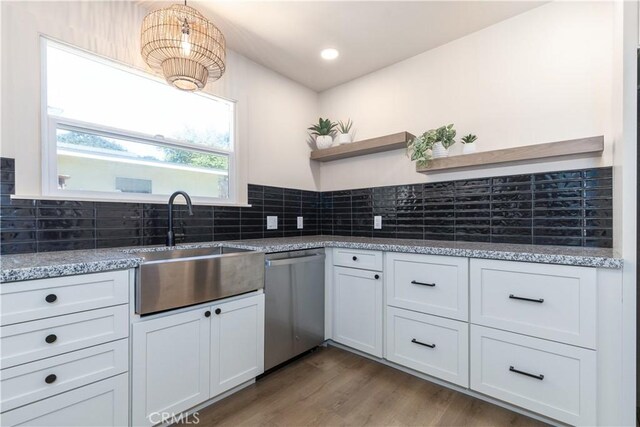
42 38 236 202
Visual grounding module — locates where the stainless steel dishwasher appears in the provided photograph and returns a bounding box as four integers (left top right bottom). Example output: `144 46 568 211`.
264 249 325 371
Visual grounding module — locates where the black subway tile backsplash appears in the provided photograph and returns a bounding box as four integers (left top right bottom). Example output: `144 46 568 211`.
0 156 614 254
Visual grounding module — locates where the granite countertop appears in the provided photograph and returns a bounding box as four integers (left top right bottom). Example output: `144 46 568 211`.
0 235 623 283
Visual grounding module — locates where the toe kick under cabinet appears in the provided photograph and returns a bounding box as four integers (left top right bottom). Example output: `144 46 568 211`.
327 249 623 426
0 270 131 427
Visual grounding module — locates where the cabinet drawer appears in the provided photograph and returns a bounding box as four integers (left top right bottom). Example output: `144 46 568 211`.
470 325 596 426
0 373 129 427
1 339 128 412
1 271 129 326
470 259 597 348
333 248 382 271
386 253 468 320
386 307 468 387
1 305 128 369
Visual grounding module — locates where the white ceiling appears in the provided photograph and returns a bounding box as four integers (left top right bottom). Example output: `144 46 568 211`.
143 1 546 92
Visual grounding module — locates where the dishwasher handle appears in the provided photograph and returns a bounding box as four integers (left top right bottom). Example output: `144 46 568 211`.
265 253 325 267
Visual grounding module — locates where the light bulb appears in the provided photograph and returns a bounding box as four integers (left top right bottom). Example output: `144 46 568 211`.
181 19 191 56
181 33 191 56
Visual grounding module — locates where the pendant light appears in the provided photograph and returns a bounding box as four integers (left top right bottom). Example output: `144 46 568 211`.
140 1 226 92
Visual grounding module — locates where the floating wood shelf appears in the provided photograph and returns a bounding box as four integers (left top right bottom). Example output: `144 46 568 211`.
416 136 604 173
310 131 415 162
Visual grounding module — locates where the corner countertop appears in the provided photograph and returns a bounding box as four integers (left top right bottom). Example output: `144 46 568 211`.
0 235 623 283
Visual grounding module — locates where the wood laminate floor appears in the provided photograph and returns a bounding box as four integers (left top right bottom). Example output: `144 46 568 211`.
190 346 546 427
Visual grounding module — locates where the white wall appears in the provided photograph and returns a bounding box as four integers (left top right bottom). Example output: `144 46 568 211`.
318 1 614 191
0 1 320 203
0 1 620 196
611 1 637 424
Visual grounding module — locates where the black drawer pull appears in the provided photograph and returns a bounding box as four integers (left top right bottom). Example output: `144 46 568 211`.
352 256 358 261
215 308 222 315
374 274 380 280
411 280 436 287
45 374 57 384
509 366 544 380
45 334 57 344
204 311 211 317
411 338 436 349
45 294 57 303
509 294 544 303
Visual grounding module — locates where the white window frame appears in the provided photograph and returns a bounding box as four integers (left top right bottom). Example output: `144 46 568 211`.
40 36 239 205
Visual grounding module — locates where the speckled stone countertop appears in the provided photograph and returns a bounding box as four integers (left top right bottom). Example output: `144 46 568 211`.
0 249 144 283
0 235 622 283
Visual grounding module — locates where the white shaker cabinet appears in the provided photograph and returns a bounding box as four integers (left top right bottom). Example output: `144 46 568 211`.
332 266 383 357
132 307 211 427
132 293 265 427
210 295 265 397
0 270 132 427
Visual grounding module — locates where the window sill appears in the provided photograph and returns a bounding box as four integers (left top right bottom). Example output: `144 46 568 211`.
10 194 251 208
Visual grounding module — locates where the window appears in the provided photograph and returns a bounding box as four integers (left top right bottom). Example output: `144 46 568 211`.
42 38 236 203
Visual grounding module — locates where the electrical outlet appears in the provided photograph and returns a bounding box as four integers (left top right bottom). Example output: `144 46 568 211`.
374 215 382 229
267 216 278 230
297 216 304 229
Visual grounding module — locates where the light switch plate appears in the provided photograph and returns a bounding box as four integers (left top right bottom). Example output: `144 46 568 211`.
297 216 304 229
374 215 382 229
267 216 278 230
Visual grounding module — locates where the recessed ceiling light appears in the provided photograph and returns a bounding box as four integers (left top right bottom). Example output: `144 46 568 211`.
320 48 339 60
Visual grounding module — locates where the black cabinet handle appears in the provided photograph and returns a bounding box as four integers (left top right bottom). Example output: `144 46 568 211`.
374 274 380 280
352 256 358 261
204 311 211 318
411 338 436 349
45 334 57 344
509 365 544 380
509 294 544 303
411 280 436 287
215 308 222 315
45 374 57 384
45 294 57 303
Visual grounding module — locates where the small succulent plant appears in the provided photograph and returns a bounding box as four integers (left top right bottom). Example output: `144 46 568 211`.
461 134 478 144
308 118 337 137
337 119 353 134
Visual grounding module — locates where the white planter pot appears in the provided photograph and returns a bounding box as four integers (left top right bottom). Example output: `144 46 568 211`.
462 143 477 154
431 142 449 158
338 133 352 144
316 135 334 149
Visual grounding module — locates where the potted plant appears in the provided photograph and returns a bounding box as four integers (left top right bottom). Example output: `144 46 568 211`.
406 131 435 167
432 124 456 158
461 133 478 154
336 119 353 145
308 118 337 149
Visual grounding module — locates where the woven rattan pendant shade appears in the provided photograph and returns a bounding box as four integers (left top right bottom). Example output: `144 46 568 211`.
141 4 226 91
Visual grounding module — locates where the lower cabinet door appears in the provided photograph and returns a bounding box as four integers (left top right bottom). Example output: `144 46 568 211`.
210 294 265 397
470 325 596 426
332 267 383 357
0 374 128 427
386 307 468 387
132 307 211 427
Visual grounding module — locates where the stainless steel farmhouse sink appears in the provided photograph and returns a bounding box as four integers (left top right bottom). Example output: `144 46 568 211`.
135 246 265 315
